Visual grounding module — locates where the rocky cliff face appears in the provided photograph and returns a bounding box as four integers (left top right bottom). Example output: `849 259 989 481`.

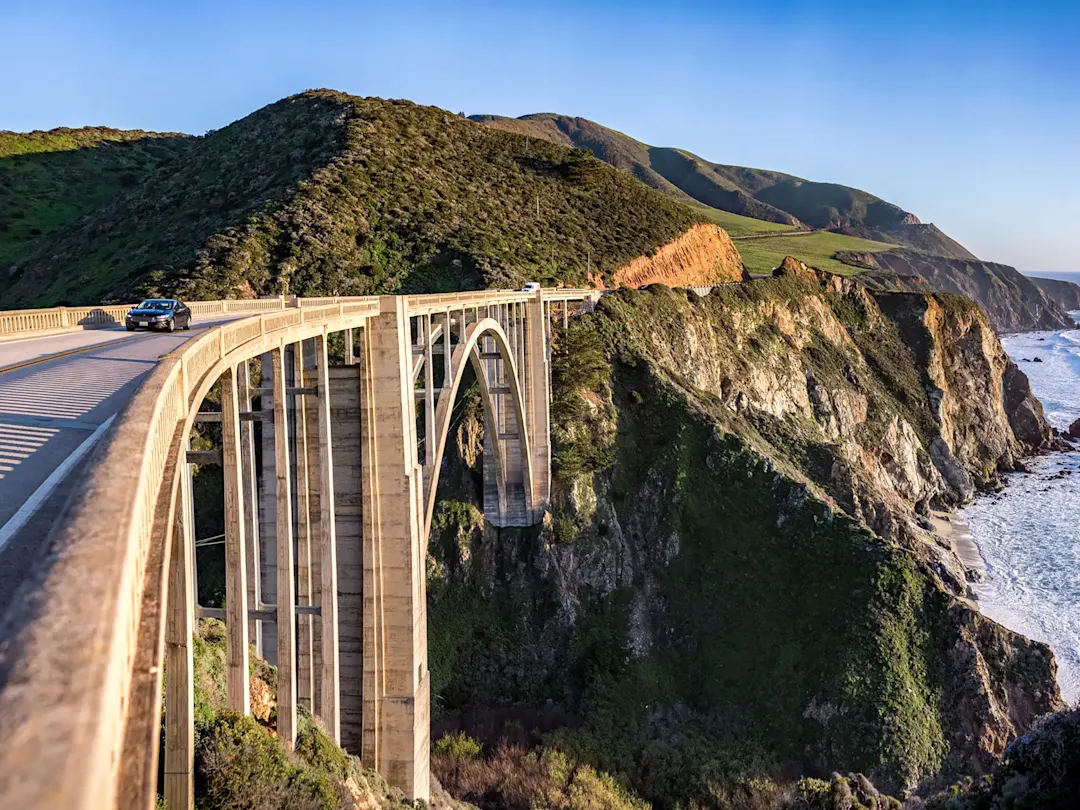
1030 276 1080 313
599 223 748 289
427 267 1061 807
842 249 1074 332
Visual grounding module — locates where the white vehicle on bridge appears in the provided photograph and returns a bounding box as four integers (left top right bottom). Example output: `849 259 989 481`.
521 281 540 292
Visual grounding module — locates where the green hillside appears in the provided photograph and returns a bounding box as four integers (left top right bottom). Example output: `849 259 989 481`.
3 93 704 307
471 112 976 258
684 201 796 237
738 231 897 276
471 113 801 227
0 127 189 266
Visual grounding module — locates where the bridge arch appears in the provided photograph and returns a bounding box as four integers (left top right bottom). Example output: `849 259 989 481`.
421 317 536 543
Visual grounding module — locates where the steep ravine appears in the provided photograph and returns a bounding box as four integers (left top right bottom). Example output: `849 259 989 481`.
427 265 1062 808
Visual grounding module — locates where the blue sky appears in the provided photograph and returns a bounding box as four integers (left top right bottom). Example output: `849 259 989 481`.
3 0 1078 272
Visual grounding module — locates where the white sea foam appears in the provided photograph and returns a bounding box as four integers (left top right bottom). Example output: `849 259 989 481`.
963 313 1080 703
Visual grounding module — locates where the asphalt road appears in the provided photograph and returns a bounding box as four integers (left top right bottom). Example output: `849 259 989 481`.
0 317 242 615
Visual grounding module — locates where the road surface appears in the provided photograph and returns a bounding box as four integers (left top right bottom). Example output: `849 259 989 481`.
0 318 241 616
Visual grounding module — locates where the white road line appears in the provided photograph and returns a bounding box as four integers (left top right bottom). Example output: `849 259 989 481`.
0 415 117 552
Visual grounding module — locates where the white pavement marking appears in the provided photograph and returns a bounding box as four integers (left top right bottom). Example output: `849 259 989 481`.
0 415 117 552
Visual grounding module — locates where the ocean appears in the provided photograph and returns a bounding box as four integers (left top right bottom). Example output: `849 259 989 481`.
962 310 1080 704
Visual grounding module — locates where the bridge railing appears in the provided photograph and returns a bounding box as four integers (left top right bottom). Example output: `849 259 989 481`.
0 295 382 341
0 290 605 342
0 304 134 335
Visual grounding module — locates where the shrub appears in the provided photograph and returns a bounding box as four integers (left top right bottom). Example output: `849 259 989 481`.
195 712 338 810
431 743 649 810
434 731 483 761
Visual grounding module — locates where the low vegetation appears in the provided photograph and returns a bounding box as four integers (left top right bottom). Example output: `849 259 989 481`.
471 113 941 239
3 91 704 307
432 735 650 810
0 127 188 265
184 619 421 810
925 708 1080 809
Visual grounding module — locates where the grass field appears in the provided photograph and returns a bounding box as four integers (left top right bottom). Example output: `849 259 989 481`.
684 201 796 237
736 230 897 276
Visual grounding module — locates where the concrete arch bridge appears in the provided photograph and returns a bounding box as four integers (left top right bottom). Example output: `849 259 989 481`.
0 288 600 809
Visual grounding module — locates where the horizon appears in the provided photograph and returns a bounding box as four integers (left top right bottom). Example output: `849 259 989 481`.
3 0 1078 273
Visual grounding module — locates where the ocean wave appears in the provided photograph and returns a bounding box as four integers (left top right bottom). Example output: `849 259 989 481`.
964 326 1080 703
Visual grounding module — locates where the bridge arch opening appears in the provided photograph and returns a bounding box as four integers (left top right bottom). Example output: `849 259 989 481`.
416 316 537 545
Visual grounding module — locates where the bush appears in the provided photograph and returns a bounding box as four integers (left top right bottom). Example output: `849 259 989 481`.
195 712 338 810
431 743 649 810
434 731 482 761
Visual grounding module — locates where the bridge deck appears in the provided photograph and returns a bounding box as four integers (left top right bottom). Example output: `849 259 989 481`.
0 316 245 561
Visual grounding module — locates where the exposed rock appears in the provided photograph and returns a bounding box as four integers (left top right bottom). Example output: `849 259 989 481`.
773 255 818 281
852 250 1075 332
942 605 1061 775
1003 361 1054 447
1030 275 1080 312
249 675 274 723
1068 417 1080 439
603 222 747 289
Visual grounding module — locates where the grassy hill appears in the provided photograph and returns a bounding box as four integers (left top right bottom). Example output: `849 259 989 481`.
471 112 977 259
470 113 801 227
833 223 977 260
0 127 189 266
737 230 897 276
3 92 709 307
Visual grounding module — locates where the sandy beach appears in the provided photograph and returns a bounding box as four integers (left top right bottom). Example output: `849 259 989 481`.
930 509 987 594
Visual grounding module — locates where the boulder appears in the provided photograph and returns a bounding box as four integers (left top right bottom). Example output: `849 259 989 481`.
1068 417 1080 440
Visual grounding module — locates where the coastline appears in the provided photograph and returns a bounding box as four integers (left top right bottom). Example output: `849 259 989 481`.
931 509 986 598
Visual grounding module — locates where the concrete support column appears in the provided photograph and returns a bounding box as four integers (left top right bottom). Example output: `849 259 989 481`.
526 291 552 516
257 353 278 666
329 361 365 754
345 327 356 366
221 365 251 715
314 332 342 743
237 360 262 656
164 457 195 809
422 315 435 469
293 341 315 711
359 297 430 802
272 345 298 748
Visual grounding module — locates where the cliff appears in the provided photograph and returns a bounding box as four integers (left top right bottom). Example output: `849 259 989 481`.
601 223 748 289
842 249 1075 332
427 268 1061 808
1030 275 1080 314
